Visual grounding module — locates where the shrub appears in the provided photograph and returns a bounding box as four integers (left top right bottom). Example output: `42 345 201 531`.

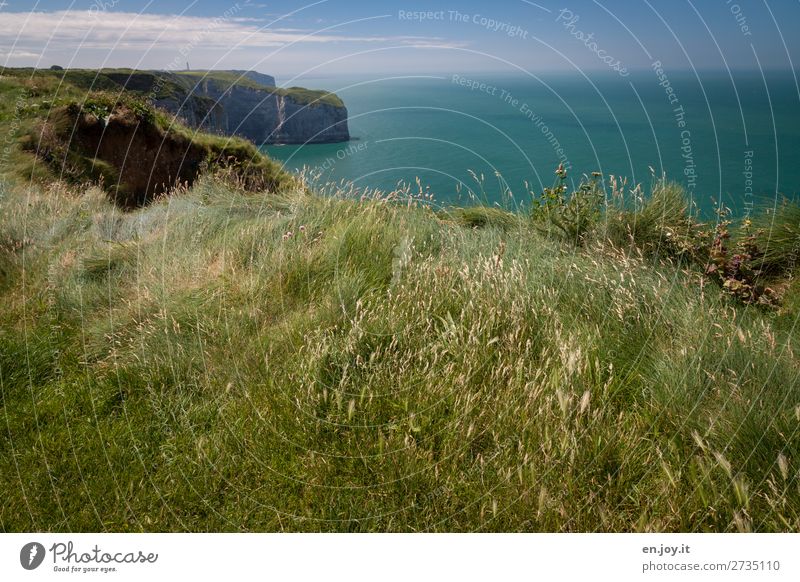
531 165 603 245
705 211 778 305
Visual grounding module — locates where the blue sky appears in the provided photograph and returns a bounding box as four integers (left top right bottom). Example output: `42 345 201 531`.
1 1 799 78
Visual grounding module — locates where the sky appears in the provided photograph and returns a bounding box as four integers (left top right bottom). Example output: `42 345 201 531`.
1 0 799 80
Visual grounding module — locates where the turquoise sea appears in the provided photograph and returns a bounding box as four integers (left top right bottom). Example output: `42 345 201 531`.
265 71 800 216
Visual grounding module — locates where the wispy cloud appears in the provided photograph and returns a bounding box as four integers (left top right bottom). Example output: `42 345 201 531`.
0 49 39 59
0 10 464 52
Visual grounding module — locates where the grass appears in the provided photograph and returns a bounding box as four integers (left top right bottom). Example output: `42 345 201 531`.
1 68 346 109
748 199 800 278
1 72 799 532
1 168 799 532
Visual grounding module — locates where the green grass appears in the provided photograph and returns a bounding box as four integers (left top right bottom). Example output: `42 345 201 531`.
747 199 800 277
1 72 799 532
1 68 346 109
601 177 704 259
175 71 345 107
1 169 799 532
278 86 345 108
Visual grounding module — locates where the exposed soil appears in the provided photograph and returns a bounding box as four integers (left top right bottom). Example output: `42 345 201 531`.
23 101 291 209
69 106 207 208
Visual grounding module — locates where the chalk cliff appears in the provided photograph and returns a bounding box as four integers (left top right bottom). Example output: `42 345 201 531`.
79 69 349 145
156 73 350 144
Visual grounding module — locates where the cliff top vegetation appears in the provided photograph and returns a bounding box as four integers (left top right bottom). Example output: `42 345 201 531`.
0 67 346 109
1 70 799 532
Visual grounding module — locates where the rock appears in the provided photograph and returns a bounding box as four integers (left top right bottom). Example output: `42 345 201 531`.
68 69 349 146
154 71 349 145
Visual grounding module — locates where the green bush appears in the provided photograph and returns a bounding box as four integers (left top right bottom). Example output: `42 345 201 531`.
531 166 603 245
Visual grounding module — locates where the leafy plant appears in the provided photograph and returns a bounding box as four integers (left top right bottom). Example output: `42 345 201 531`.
531 165 603 245
705 209 778 305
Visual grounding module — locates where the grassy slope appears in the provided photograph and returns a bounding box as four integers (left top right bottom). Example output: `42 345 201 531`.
174 70 346 107
2 72 293 202
1 74 799 533
2 68 346 108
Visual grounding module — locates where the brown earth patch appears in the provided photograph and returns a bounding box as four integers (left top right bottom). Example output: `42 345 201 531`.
22 100 291 209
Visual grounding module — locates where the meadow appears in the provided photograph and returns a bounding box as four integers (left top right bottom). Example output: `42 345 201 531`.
1 71 799 531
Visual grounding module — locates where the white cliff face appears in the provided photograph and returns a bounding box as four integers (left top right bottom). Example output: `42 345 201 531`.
271 93 350 145
156 77 349 145
275 94 286 141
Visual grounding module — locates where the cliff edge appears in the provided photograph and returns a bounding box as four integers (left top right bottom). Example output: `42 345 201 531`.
155 71 350 145
45 68 350 145
20 93 293 207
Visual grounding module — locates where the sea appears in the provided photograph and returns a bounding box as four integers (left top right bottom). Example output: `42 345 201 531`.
264 70 800 217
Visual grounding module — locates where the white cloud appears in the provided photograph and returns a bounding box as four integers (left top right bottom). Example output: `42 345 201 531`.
0 10 463 52
0 49 39 59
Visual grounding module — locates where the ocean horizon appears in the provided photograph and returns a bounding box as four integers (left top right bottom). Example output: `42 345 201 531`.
266 70 800 217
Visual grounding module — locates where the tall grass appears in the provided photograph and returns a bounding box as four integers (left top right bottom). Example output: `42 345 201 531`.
748 199 800 277
1 172 799 532
602 176 705 261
